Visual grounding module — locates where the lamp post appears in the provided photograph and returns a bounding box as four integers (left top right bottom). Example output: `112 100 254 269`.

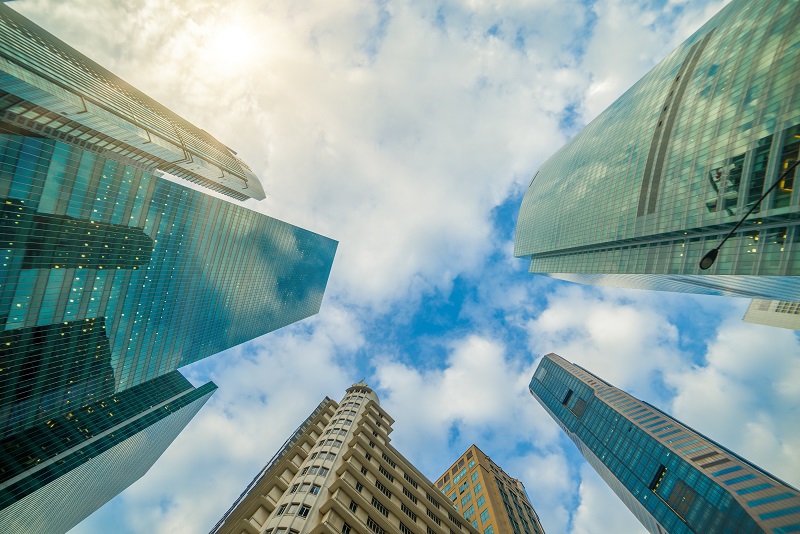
699 158 800 270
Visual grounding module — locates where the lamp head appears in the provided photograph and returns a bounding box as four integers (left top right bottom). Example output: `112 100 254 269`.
699 248 719 270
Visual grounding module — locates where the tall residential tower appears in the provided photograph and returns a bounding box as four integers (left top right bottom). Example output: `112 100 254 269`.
530 353 800 534
514 0 800 301
435 445 545 534
211 383 480 534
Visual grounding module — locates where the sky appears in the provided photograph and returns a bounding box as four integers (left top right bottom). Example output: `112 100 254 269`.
7 0 800 533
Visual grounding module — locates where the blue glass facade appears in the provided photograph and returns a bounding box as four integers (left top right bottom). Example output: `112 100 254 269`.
515 0 800 301
0 133 336 433
0 3 337 530
530 354 800 534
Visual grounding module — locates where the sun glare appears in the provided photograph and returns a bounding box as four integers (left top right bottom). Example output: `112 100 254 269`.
207 24 258 70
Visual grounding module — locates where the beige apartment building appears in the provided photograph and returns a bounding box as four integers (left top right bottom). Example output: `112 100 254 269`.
211 383 480 534
435 446 545 534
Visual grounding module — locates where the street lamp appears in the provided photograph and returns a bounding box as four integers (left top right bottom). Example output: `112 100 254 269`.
699 158 800 270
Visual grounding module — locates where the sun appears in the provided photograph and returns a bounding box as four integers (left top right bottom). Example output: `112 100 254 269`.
206 23 258 70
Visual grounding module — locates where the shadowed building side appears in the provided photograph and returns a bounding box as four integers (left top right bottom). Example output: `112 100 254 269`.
0 371 216 534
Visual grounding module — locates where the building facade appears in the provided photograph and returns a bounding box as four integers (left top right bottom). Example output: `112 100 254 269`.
0 3 264 201
0 371 216 534
514 0 800 301
435 445 545 534
212 383 479 534
530 353 800 534
0 2 336 530
743 299 800 330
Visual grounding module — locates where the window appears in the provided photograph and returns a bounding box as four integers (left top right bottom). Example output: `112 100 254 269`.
301 467 309 475
361 466 369 476
480 510 489 522
461 493 472 507
311 485 321 495
375 479 392 499
382 453 397 468
277 504 287 515
310 452 318 459
666 480 697 519
426 493 440 508
571 398 587 418
369 441 375 449
356 482 364 492
320 467 329 476
444 483 452 493
463 505 475 519
366 452 372 461
287 503 299 515
400 522 413 534
468 460 475 469
379 465 395 482
300 483 311 492
333 440 342 448
372 496 389 517
342 523 352 534
484 526 494 534
427 508 442 525
404 472 419 489
474 483 482 494
367 516 386 534
349 500 359 513
459 482 468 494
562 389 573 405
437 480 444 488
458 459 465 468
309 466 319 475
471 520 478 528
403 486 418 504
471 472 479 482
476 495 485 508
290 484 299 493
298 505 311 518
401 502 417 522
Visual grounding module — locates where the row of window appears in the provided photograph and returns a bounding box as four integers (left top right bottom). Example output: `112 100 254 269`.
310 451 337 462
300 465 329 476
325 428 348 436
276 502 311 518
289 482 321 494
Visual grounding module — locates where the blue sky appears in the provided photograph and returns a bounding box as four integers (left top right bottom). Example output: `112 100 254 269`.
8 0 800 533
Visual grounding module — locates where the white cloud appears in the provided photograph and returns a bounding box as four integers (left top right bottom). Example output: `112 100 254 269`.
571 465 647 534
525 284 686 399
666 320 800 487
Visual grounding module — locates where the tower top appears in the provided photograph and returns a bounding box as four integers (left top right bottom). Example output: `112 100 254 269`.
345 381 380 405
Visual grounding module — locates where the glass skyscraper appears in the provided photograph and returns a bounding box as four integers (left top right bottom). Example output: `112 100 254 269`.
530 353 800 534
514 0 800 301
0 2 337 530
0 372 216 534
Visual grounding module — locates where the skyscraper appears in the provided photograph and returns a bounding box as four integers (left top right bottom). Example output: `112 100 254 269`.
529 353 800 534
211 383 479 534
0 372 216 534
434 445 545 534
514 0 800 301
0 2 336 529
742 299 800 330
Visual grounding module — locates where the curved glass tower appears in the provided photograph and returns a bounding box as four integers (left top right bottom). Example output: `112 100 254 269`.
514 0 800 301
